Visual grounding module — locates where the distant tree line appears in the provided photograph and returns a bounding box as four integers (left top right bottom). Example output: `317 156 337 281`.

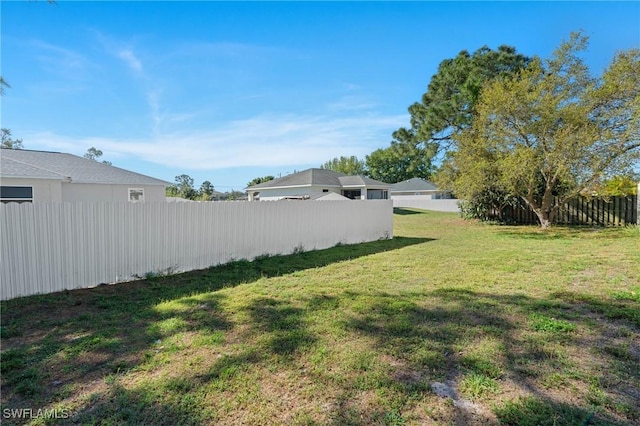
164 175 246 201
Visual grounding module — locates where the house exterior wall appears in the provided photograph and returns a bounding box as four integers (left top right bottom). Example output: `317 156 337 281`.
0 177 63 202
391 191 452 199
392 195 461 212
255 186 340 200
61 183 166 202
392 191 435 199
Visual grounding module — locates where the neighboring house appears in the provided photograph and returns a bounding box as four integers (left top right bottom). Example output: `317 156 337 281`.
278 192 351 201
390 177 459 212
390 177 453 200
0 148 170 203
245 168 391 201
210 190 226 201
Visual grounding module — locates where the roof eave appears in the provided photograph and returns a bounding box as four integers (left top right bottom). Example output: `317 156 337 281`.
245 183 342 192
0 174 67 181
67 180 170 186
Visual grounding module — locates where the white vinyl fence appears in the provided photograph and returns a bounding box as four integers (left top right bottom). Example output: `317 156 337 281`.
392 196 461 213
1 200 392 300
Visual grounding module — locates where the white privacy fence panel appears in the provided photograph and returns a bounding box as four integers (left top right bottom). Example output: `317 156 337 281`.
392 196 461 212
1 200 392 300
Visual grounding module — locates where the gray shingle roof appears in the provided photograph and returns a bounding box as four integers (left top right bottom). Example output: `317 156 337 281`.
1 156 65 179
309 192 350 201
1 149 170 186
245 168 390 190
390 177 440 192
338 175 391 188
246 169 342 190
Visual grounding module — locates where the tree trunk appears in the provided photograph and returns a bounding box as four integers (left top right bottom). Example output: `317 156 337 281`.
536 211 553 229
524 188 556 229
535 188 557 229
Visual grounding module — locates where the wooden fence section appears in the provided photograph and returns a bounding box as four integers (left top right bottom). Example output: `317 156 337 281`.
499 195 638 226
0 200 393 300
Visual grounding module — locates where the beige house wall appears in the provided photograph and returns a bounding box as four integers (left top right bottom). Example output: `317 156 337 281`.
61 183 166 202
1 178 166 203
0 177 63 202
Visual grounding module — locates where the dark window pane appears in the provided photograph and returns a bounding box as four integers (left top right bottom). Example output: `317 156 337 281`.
0 186 33 199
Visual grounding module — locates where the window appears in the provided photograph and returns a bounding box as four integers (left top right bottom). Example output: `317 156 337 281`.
366 189 388 200
0 186 33 203
342 189 361 200
322 189 329 193
128 188 144 202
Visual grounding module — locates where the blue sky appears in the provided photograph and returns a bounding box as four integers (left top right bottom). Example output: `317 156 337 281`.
2 1 639 191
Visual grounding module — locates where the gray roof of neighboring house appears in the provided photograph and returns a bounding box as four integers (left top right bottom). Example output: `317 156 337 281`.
1 148 170 186
1 156 65 179
338 175 390 188
245 168 390 191
309 192 350 201
390 177 441 192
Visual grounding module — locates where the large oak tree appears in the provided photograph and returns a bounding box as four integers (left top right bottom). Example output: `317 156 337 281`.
441 33 640 228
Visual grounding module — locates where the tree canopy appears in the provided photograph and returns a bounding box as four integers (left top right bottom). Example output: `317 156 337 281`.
247 176 275 187
592 175 639 197
1 128 23 149
200 181 215 198
0 77 9 96
367 44 529 185
166 175 219 201
439 33 640 228
84 147 104 161
394 44 530 159
320 156 366 175
365 142 433 183
84 147 112 165
168 174 198 200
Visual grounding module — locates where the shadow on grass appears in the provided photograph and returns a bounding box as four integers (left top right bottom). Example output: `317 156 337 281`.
246 297 317 358
393 208 425 215
495 225 639 240
340 288 637 425
0 236 432 424
1 236 637 424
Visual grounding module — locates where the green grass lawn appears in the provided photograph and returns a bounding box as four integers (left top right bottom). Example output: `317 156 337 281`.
1 209 639 425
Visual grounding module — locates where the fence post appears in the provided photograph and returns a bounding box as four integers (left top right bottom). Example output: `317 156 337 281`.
637 183 640 225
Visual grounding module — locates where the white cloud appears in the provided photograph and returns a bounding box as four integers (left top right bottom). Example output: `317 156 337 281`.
24 112 407 170
117 48 143 74
31 41 88 71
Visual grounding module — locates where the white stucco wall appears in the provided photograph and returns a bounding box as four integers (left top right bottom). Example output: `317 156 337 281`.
392 191 436 199
61 183 166 202
0 177 64 202
392 195 461 212
391 191 452 199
